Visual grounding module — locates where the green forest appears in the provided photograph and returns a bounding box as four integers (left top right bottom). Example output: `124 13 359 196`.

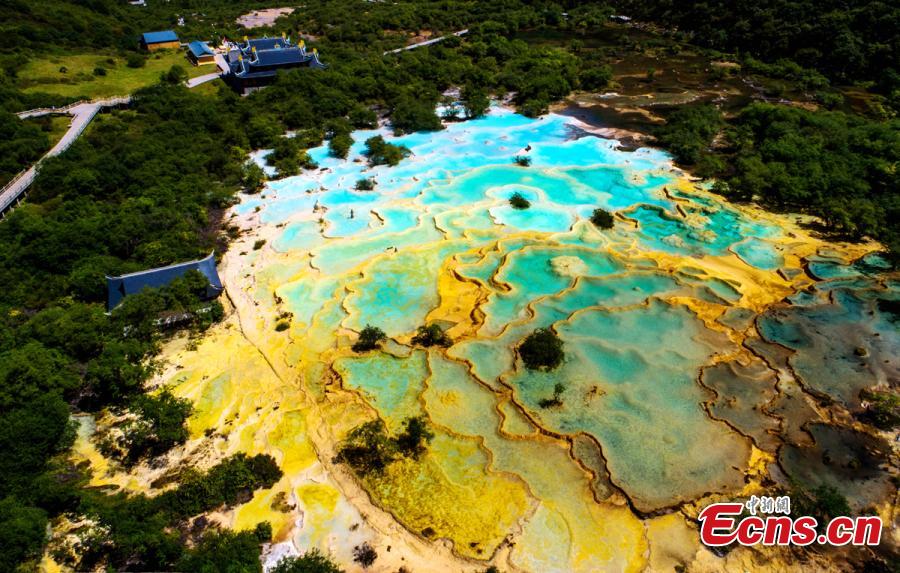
0 0 897 570
617 0 900 95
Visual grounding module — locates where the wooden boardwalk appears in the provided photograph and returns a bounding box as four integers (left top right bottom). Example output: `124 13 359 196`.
383 29 468 56
1 96 130 217
1 49 234 219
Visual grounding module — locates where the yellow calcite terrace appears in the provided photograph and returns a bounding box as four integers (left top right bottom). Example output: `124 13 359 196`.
65 107 894 573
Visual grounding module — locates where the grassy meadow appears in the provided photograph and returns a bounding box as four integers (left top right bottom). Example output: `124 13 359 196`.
17 49 209 99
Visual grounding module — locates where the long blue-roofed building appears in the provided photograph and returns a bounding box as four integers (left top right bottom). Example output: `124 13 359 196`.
224 34 325 94
106 252 223 311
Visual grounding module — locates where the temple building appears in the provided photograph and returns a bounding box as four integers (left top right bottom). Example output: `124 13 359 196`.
187 41 216 65
141 30 180 51
106 252 223 311
224 34 325 94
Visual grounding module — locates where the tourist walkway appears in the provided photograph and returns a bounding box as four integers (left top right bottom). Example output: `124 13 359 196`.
186 71 222 88
2 52 235 219
383 29 468 56
1 96 130 217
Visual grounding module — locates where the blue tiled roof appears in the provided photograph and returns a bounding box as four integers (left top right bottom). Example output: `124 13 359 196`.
247 38 284 51
255 48 306 66
142 30 179 44
188 40 215 58
226 36 327 80
106 252 222 310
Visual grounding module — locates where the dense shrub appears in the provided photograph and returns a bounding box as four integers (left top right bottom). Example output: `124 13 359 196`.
355 178 375 191
364 136 410 167
114 388 192 464
126 53 146 68
518 328 564 370
243 163 267 193
160 453 282 519
335 420 397 475
789 482 851 532
590 208 614 229
859 389 900 430
353 543 377 568
509 191 530 209
395 416 434 459
271 550 344 573
538 383 565 408
329 133 353 158
0 111 49 186
655 104 723 166
390 93 442 134
352 324 386 352
720 104 899 259
337 417 434 475
177 527 268 573
410 324 451 347
461 84 490 119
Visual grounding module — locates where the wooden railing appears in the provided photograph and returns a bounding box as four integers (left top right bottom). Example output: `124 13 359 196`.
16 100 88 119
1 96 133 216
0 168 37 212
15 95 131 119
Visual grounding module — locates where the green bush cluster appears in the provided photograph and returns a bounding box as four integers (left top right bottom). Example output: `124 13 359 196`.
859 389 900 430
271 549 345 573
655 104 724 167
46 453 283 571
270 137 318 176
0 111 50 186
590 208 614 229
410 323 452 347
509 191 530 209
364 135 411 167
518 328 564 370
159 453 282 519
107 388 193 465
789 481 852 532
355 177 375 191
352 324 387 352
336 416 435 477
719 104 899 260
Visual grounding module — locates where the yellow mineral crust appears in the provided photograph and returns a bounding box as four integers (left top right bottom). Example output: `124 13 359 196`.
58 128 892 573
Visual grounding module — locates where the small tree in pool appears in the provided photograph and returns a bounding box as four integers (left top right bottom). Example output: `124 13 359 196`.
514 155 531 166
353 324 386 352
539 383 566 408
395 416 434 459
509 192 530 210
411 323 451 347
336 419 397 475
590 207 615 229
355 177 375 191
519 328 564 370
364 135 410 166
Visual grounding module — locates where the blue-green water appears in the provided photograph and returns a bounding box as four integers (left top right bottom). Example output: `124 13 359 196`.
241 105 897 547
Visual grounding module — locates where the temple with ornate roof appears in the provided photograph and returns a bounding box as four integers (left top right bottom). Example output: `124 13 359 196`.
224 34 325 94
